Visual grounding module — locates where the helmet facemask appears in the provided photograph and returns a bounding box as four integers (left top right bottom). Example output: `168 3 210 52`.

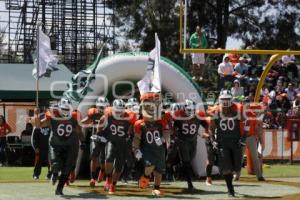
219 98 232 108
112 99 126 119
58 98 72 118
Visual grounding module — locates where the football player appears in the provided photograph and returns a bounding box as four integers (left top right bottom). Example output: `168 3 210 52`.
35 98 84 195
173 99 209 192
81 97 109 187
208 90 247 197
98 99 136 194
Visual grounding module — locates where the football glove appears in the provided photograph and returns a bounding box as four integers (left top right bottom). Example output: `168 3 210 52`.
134 149 143 161
90 135 107 143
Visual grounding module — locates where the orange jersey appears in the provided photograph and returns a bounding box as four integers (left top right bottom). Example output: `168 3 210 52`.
0 123 11 137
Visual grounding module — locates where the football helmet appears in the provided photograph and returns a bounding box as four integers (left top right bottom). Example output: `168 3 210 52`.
96 97 109 109
126 97 139 109
112 99 126 117
219 90 233 108
184 99 196 117
58 98 72 117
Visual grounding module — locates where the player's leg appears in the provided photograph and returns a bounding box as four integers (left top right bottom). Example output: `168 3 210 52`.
68 139 79 184
151 150 166 197
230 144 243 197
90 140 100 187
152 170 163 197
33 151 41 180
234 141 246 181
56 139 78 195
206 143 214 185
104 142 115 191
46 149 52 180
109 143 127 194
219 146 235 197
54 146 68 195
49 144 63 186
97 143 106 182
178 139 194 191
139 165 154 189
121 139 133 183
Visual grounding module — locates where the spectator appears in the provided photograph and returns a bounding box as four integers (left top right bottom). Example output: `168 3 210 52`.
282 53 298 79
228 50 240 66
276 93 291 113
261 84 269 97
21 123 33 136
292 93 300 108
212 48 223 67
234 57 249 86
218 54 234 89
231 80 244 101
275 80 285 94
31 109 52 180
0 115 12 166
285 83 297 102
189 26 208 81
262 106 277 129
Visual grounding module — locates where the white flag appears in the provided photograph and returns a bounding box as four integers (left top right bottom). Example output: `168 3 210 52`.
32 28 58 79
137 33 161 95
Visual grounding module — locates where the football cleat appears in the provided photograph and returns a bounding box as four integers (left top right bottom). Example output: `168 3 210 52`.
108 184 116 194
97 170 105 183
104 177 112 191
55 187 64 195
69 171 76 183
206 177 212 186
89 179 96 187
51 174 58 185
139 176 150 189
152 189 164 197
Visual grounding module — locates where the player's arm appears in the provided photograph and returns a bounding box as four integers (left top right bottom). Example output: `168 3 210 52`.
81 116 91 125
96 115 107 134
34 109 51 128
132 120 143 160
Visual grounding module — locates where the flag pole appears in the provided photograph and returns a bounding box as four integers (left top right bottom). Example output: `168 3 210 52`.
36 23 41 109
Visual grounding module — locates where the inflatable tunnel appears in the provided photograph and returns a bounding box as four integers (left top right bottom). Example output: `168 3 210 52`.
65 52 212 176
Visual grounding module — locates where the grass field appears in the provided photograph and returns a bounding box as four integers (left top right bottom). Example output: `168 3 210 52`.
1 164 300 200
0 164 300 182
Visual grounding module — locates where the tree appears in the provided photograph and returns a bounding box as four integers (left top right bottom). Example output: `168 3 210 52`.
113 0 181 61
112 0 300 57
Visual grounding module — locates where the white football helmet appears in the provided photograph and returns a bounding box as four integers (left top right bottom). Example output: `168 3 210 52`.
96 96 109 109
219 90 233 108
58 98 72 117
